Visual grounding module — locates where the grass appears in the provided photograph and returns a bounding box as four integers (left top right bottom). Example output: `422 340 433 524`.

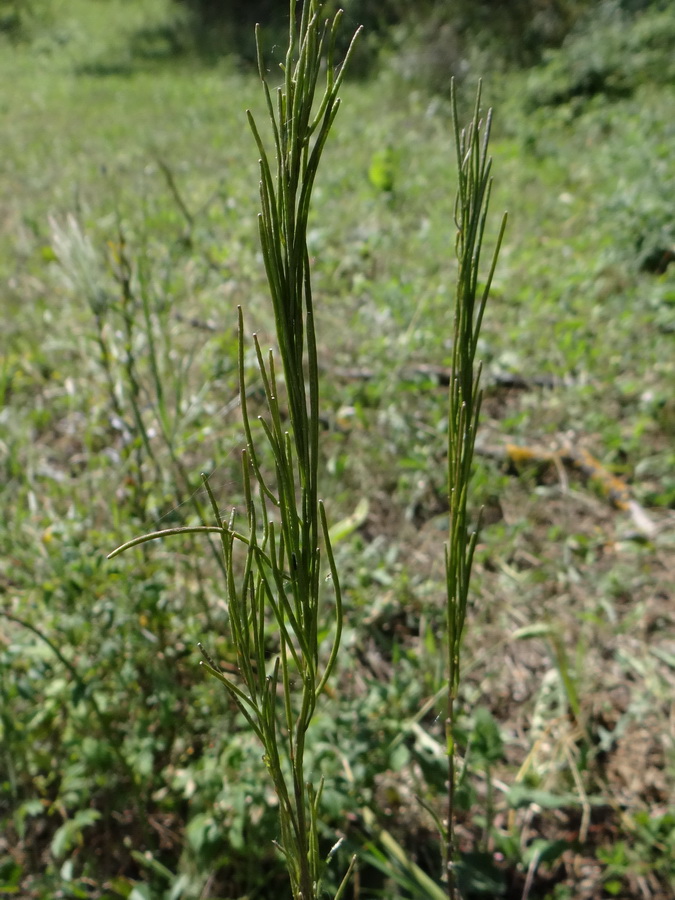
1 1 674 898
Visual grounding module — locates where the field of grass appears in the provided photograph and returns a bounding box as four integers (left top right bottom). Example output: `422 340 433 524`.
1 1 674 898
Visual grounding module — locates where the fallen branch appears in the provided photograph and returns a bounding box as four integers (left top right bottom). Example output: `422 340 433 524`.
332 364 575 391
478 441 657 537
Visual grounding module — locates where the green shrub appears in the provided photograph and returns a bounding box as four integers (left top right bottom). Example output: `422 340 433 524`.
525 1 675 109
0 0 43 38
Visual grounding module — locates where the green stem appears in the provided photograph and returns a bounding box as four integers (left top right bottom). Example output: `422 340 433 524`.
445 79 506 898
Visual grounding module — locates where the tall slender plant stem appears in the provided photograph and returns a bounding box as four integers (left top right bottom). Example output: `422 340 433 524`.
109 4 359 898
445 81 507 899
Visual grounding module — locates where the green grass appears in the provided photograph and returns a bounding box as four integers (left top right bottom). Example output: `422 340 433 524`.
1 1 674 898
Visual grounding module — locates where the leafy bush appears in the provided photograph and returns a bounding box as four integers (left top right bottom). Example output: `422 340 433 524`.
0 0 45 38
525 0 675 108
175 0 595 75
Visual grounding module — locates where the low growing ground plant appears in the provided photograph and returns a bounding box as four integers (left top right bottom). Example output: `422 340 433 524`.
4 1 672 898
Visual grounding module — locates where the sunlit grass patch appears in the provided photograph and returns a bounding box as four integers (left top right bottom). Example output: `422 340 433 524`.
1 1 674 898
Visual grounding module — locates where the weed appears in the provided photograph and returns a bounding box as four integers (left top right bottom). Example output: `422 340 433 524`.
110 2 361 896
442 81 506 896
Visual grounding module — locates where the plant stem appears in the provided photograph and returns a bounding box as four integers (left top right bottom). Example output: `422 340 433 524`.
445 79 507 898
110 5 360 898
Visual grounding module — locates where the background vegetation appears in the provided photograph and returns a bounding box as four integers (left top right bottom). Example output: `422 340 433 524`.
1 0 674 898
